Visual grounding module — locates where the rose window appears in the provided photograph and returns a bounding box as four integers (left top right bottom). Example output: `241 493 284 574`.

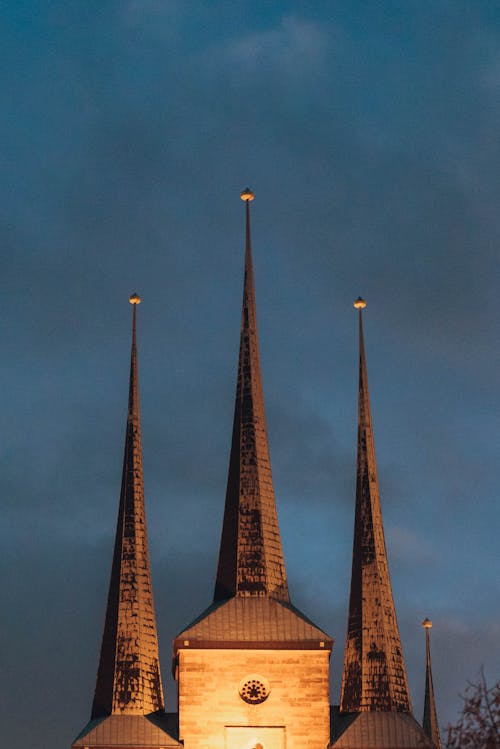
239 676 270 704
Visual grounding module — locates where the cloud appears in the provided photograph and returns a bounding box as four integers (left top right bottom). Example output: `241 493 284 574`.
217 15 328 75
386 524 439 565
2 3 500 748
122 0 183 28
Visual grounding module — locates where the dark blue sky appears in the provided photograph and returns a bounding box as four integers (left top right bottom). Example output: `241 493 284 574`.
2 3 500 747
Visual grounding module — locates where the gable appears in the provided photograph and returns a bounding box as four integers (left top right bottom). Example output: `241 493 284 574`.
331 710 434 748
72 713 180 748
174 596 333 652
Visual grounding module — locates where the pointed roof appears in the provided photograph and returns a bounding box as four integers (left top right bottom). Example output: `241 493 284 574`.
174 596 332 652
422 619 442 748
73 714 180 748
175 191 333 655
91 295 165 719
331 711 434 748
213 189 289 603
340 298 411 713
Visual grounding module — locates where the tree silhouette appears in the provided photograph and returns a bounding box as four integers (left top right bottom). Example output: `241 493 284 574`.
446 669 500 749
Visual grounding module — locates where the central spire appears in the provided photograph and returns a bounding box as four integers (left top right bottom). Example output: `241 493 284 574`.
214 189 289 603
340 298 411 713
91 295 164 718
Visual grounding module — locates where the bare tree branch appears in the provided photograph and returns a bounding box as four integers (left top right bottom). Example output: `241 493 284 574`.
446 670 500 749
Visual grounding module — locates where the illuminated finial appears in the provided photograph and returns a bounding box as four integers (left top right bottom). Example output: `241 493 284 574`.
129 293 141 305
353 296 366 310
422 618 432 629
240 188 255 202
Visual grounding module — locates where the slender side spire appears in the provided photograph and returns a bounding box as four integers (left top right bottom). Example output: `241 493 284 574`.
214 189 289 603
422 619 442 748
92 295 164 718
340 298 411 713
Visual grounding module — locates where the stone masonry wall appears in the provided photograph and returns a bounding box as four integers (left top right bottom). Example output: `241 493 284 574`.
178 648 330 749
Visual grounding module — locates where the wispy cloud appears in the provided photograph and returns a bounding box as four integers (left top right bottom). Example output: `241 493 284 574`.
386 523 440 564
202 15 330 78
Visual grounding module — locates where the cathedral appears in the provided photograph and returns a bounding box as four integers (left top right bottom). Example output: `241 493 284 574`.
71 190 442 749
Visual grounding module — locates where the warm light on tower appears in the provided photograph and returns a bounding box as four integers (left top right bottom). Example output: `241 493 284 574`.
240 187 255 202
353 296 366 309
129 293 141 304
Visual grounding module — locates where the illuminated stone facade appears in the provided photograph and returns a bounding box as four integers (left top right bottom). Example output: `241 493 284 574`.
177 647 330 749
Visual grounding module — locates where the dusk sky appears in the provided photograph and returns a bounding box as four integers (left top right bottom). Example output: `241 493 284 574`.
2 2 500 748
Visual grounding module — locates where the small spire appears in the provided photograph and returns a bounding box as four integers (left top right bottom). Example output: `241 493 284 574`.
214 190 289 603
91 295 164 718
340 299 412 713
422 619 442 748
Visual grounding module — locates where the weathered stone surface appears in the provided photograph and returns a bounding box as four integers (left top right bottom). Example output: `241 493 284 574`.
178 648 331 749
340 309 411 714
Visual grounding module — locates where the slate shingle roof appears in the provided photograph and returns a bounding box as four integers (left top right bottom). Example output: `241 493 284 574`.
72 714 180 747
174 596 333 651
340 306 411 713
331 709 434 748
91 302 164 719
214 193 289 604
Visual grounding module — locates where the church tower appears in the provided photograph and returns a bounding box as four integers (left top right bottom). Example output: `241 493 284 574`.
331 299 433 748
174 191 333 749
72 296 179 749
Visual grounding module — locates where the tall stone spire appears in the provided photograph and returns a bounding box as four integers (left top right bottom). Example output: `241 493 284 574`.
91 294 164 718
340 298 411 713
214 188 289 603
422 619 442 748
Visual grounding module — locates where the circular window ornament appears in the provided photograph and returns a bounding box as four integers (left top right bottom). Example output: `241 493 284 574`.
238 675 270 705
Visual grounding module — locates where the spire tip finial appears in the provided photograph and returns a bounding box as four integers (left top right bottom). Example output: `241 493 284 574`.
422 618 433 629
240 187 255 202
129 293 141 305
353 296 366 309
